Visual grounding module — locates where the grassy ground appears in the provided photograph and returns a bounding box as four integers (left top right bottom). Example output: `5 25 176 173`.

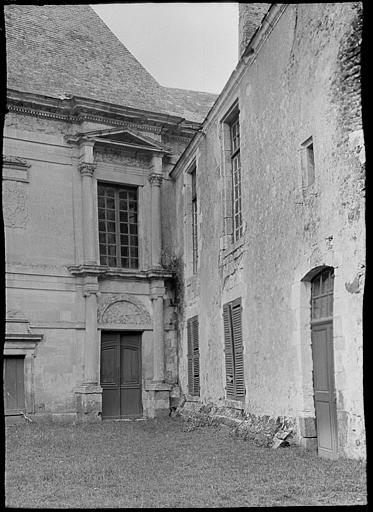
5 417 367 508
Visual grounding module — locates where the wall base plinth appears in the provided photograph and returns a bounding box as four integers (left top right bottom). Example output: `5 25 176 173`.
75 384 102 421
143 380 172 418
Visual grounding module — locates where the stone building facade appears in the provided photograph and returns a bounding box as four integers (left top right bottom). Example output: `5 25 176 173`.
170 3 365 460
3 4 216 421
3 4 365 460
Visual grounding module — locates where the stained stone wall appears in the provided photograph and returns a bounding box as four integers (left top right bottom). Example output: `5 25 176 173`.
173 3 365 459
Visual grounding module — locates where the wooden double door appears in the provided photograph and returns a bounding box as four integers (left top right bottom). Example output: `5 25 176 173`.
101 332 142 419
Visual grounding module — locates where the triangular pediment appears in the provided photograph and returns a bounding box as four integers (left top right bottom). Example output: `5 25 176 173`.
78 127 170 154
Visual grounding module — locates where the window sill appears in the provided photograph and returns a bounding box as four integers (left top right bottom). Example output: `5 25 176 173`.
67 264 173 280
222 238 244 260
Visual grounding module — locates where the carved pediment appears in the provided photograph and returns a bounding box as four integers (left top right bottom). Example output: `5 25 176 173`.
67 127 171 154
98 294 151 326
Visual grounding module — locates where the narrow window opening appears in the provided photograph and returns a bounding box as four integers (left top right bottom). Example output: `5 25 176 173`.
301 137 315 187
230 116 243 242
191 166 198 274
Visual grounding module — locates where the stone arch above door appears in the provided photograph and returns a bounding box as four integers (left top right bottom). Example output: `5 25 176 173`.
97 294 151 327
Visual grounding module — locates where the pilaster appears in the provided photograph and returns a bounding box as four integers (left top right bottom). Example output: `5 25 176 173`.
149 153 164 268
78 140 97 265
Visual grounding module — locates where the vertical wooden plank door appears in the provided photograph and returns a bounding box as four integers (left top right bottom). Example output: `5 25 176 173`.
3 356 25 415
101 332 142 419
311 269 338 459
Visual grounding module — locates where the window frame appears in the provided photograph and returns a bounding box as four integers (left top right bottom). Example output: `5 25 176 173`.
191 165 198 274
230 116 243 242
97 182 139 269
300 136 315 188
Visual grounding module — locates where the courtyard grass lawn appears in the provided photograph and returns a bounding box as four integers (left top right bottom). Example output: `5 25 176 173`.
5 417 367 508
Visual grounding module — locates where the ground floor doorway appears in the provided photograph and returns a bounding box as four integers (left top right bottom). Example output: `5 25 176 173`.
311 268 338 458
100 331 142 419
3 355 25 415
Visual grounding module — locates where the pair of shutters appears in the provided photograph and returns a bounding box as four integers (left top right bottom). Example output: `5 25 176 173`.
223 298 245 400
187 316 200 396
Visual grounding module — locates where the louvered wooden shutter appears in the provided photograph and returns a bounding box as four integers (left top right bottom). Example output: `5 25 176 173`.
192 316 200 396
187 316 200 396
231 299 245 399
223 303 235 398
187 318 193 395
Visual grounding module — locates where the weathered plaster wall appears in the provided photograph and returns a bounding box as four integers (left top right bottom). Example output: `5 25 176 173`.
175 3 364 459
4 110 190 416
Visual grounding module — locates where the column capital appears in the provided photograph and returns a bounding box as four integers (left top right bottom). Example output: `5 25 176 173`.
79 162 96 177
148 173 163 187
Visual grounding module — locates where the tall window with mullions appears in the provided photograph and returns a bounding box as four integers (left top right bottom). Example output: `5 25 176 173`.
98 183 139 269
230 116 242 242
191 166 198 274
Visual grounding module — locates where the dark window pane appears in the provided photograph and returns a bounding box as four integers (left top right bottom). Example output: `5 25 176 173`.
99 244 107 255
99 221 106 232
100 254 107 265
107 222 116 233
121 235 129 246
130 259 138 269
99 233 106 243
120 224 128 234
121 258 129 268
108 257 117 267
129 224 138 235
107 234 116 245
129 212 137 224
119 199 128 211
129 202 137 212
130 235 138 246
108 245 117 256
130 247 138 258
98 208 106 220
98 196 105 208
120 211 128 223
121 247 129 257
106 210 115 221
128 190 137 201
106 198 115 209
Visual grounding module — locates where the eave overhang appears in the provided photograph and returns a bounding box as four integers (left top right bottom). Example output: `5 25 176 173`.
6 89 202 138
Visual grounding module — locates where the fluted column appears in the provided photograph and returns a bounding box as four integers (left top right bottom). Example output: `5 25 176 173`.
149 154 164 268
151 280 165 382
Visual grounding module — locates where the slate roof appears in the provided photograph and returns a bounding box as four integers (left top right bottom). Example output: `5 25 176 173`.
5 4 217 123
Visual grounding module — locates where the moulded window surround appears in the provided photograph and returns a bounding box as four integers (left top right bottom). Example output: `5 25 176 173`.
97 182 139 269
221 101 243 247
184 159 199 278
300 137 316 188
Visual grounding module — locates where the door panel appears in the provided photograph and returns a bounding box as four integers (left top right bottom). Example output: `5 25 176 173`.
101 332 142 419
101 338 120 419
120 336 142 417
3 356 25 415
311 322 337 458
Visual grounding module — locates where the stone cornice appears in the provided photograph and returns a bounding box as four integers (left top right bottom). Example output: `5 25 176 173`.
6 89 201 138
67 264 173 281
